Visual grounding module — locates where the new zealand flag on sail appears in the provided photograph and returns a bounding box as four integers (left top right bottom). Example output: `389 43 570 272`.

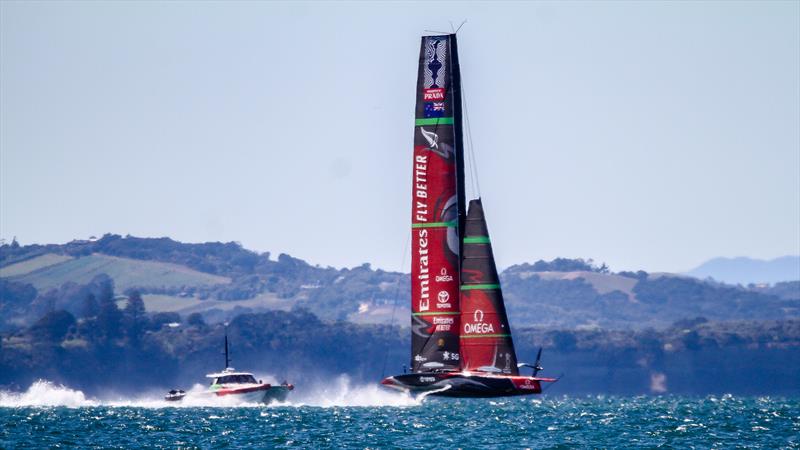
424 102 445 118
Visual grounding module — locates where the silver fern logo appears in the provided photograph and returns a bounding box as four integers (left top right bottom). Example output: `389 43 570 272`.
420 127 439 150
419 127 452 159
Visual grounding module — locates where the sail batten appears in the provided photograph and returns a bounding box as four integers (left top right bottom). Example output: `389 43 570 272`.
410 221 457 229
461 284 501 290
415 117 455 126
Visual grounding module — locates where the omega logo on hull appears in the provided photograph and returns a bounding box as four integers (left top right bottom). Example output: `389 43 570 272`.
464 309 495 334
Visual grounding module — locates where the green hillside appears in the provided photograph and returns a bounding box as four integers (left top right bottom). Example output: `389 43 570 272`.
524 270 639 297
8 253 230 292
140 292 289 315
1 236 797 330
0 253 73 278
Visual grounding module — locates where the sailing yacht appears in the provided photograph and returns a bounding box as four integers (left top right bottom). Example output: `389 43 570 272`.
380 34 557 397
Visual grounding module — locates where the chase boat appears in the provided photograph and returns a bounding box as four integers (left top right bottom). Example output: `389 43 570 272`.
206 367 292 404
165 328 293 404
164 389 186 402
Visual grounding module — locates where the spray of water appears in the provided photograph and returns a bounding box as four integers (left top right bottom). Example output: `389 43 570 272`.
0 376 424 408
0 380 98 408
286 374 420 407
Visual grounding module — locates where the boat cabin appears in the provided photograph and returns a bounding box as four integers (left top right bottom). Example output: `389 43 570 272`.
206 367 259 385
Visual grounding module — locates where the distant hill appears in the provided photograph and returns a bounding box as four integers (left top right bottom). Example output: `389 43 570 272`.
686 256 800 285
2 253 230 292
0 235 406 328
1 235 798 331
501 266 798 330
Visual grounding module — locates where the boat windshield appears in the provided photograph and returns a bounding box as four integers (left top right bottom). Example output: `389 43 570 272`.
214 374 257 385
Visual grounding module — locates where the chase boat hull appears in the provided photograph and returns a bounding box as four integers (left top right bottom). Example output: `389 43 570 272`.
212 384 293 404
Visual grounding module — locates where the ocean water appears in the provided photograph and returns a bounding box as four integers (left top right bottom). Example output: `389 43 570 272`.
1 381 798 449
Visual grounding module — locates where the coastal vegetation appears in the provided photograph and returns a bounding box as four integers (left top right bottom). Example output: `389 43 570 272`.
2 299 797 395
1 237 798 395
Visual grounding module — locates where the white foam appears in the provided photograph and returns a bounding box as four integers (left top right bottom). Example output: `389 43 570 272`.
0 375 424 408
286 374 420 407
0 380 98 408
104 383 265 408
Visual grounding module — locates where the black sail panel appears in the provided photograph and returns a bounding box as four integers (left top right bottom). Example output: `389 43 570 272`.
459 199 519 375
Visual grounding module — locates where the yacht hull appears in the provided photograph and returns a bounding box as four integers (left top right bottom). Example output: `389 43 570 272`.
214 384 294 404
381 372 555 398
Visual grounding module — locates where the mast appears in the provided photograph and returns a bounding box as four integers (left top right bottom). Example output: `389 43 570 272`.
409 34 465 372
224 327 231 369
450 35 467 259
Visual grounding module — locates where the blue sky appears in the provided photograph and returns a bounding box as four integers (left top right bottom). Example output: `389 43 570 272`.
1 1 798 273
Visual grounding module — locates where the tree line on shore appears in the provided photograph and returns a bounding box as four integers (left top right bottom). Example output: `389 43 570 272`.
1 274 797 395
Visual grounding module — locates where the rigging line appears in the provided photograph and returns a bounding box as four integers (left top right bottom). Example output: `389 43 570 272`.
465 107 478 199
464 121 477 201
459 65 476 199
461 73 481 199
458 68 477 199
380 230 411 380
464 84 481 198
460 81 475 200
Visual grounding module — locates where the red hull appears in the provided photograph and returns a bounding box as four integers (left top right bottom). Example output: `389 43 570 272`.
381 372 556 398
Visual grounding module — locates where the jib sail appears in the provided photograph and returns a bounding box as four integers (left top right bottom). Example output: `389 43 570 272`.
410 34 466 372
459 199 519 375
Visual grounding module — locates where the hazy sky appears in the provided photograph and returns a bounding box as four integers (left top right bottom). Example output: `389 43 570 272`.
1 1 798 273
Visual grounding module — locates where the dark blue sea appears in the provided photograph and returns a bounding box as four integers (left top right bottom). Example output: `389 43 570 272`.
1 381 798 448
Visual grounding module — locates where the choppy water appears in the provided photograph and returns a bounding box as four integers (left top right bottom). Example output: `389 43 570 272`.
1 381 798 448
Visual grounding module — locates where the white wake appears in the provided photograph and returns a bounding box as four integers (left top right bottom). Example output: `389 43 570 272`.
0 380 98 408
285 374 420 407
0 376 423 408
